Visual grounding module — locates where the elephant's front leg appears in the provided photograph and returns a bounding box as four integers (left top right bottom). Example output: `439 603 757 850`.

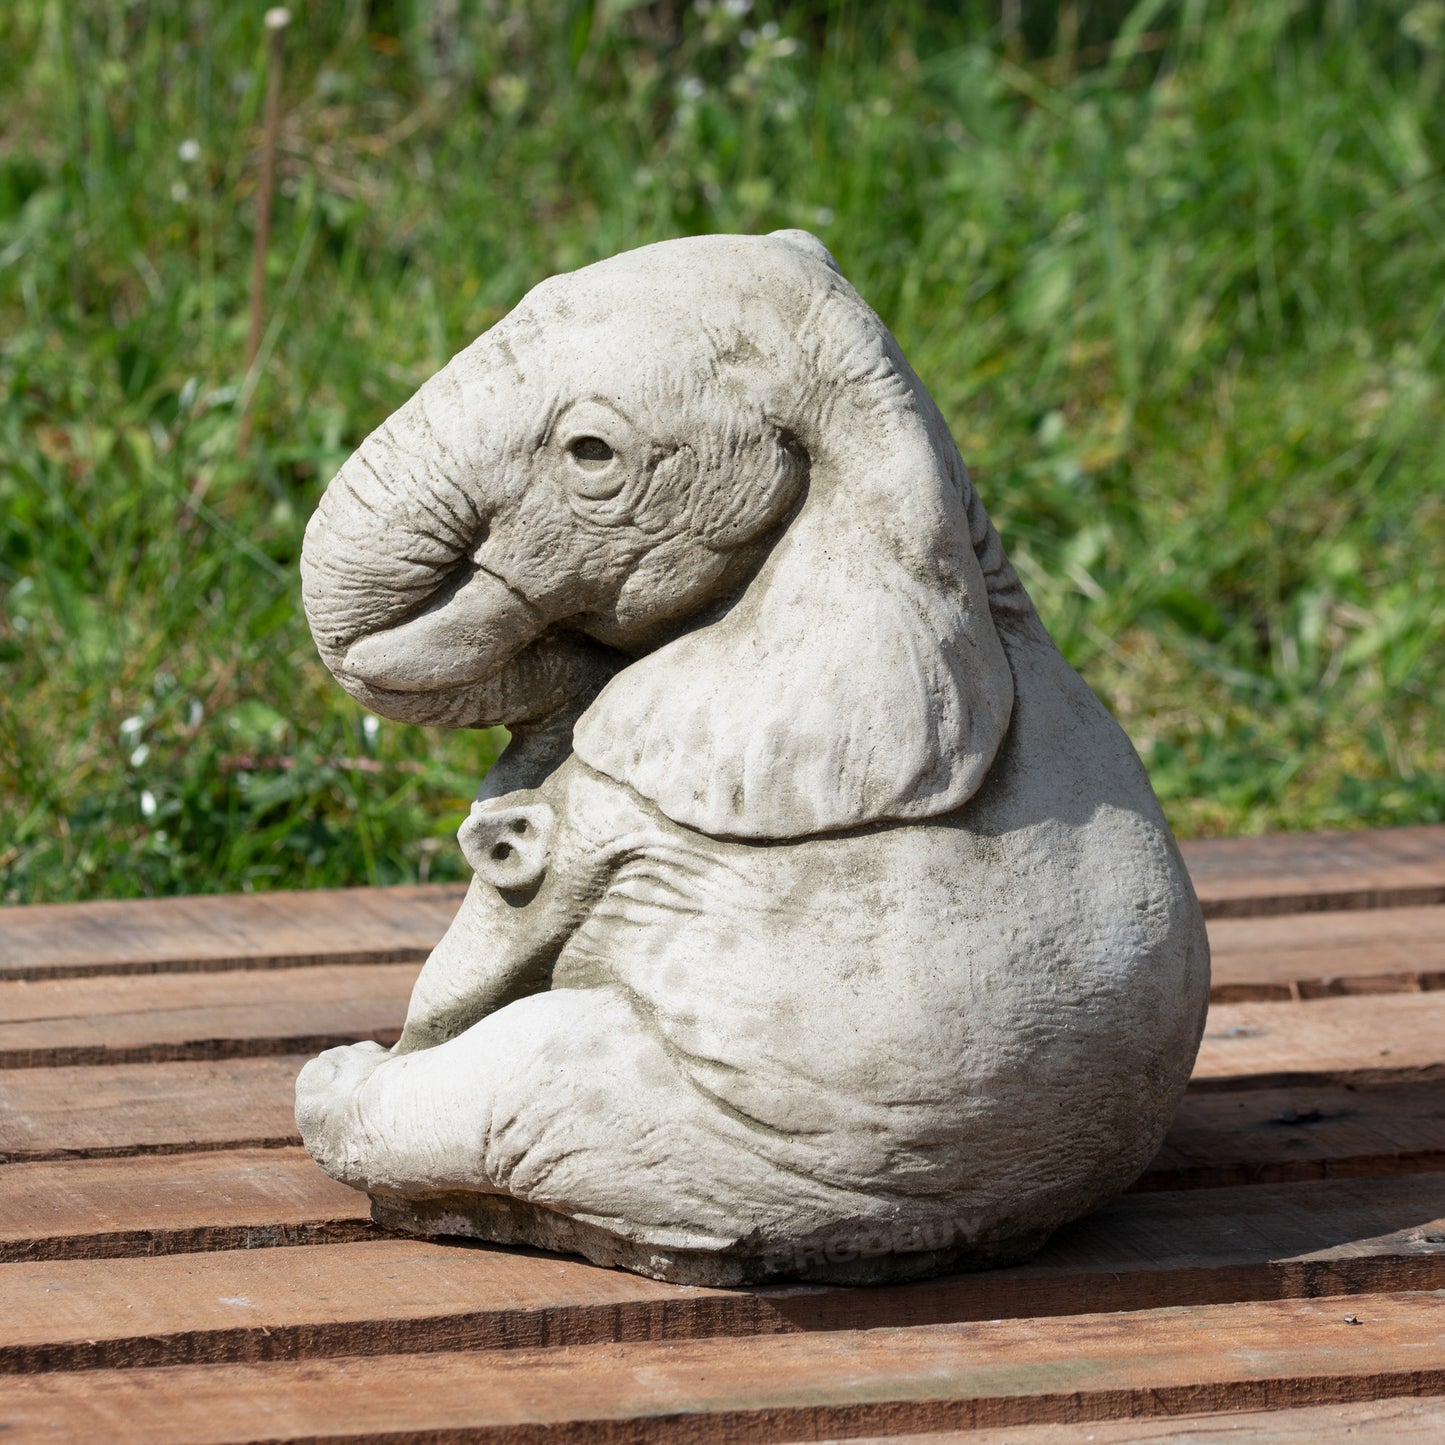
295 780 602 1185
392 788 599 1053
391 759 670 1053
296 760 672 1195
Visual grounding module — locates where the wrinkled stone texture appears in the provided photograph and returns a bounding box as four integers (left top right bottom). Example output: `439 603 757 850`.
295 231 1209 1285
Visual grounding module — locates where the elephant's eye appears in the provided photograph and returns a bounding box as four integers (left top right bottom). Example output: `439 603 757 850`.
568 436 614 469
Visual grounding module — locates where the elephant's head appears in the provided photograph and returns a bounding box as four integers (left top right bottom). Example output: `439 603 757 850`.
302 230 1026 839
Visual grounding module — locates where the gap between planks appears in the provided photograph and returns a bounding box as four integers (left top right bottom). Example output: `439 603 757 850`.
0 1291 1442 1443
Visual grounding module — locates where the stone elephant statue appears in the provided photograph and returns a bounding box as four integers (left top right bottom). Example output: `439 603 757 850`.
295 230 1209 1286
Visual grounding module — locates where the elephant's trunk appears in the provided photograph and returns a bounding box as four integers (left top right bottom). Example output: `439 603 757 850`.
301 357 618 732
302 364 486 661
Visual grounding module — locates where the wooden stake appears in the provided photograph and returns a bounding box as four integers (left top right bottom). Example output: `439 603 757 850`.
237 7 291 457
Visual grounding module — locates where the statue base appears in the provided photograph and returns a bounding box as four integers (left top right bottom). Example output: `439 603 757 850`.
368 1189 1046 1287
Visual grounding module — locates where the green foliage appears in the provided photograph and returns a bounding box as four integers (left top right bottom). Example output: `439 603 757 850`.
1 0 1442 900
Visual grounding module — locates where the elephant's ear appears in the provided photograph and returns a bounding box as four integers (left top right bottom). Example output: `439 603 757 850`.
573 410 1015 840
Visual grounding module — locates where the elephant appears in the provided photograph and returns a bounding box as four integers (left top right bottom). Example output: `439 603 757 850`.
294 229 1209 1286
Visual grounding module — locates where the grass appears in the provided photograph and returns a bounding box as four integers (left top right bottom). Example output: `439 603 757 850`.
1 0 1442 903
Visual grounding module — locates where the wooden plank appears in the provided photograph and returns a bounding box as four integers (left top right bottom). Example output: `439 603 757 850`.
1 826 1438 987
6 1072 1443 1263
1143 1082 1445 1191
1 1291 1442 1442
3 1174 1442 1372
843 1395 1445 1443
0 1058 306 1164
1 833 1437 1445
0 964 414 1069
1208 905 1445 1002
0 1150 370 1263
3 906 1441 1070
3 1077 1441 1262
1181 824 1445 917
1195 993 1445 1089
0 999 1439 1167
0 884 465 982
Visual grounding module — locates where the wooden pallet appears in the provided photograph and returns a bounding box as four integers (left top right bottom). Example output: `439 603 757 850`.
1 825 1443 1442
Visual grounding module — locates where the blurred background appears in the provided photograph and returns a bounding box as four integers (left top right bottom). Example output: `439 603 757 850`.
1 0 1441 902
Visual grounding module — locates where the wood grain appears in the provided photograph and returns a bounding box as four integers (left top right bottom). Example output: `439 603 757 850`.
5 1043 1443 1188
1143 1082 1445 1191
0 964 414 1068
1208 905 1445 1002
3 1174 1441 1372
842 1394 1445 1443
1 831 1442 1442
2 826 1440 988
1195 993 1445 1089
0 884 464 982
5 1075 1442 1263
1 1291 1441 1442
0 1057 306 1163
0 1149 370 1262
1181 824 1445 917
2 905 1440 1071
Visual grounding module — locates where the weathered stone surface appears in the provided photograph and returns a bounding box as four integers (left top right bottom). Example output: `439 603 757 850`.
295 231 1209 1284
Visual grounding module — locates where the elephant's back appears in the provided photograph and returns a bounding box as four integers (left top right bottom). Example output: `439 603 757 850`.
895 625 1208 1197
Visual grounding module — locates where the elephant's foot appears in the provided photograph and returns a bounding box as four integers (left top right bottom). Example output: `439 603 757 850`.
366 1186 1050 1287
